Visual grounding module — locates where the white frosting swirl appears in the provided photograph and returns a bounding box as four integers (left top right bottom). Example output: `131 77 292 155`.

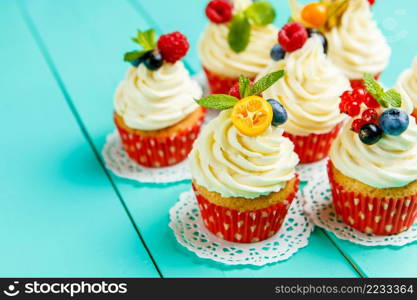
190 110 299 199
199 0 278 78
114 62 202 131
325 0 391 79
330 116 417 188
395 57 417 114
258 36 350 136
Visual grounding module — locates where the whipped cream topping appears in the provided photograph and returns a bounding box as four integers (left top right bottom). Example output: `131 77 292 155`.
325 0 391 79
190 110 299 199
258 36 350 136
395 57 417 114
330 115 417 188
114 62 202 131
199 0 277 78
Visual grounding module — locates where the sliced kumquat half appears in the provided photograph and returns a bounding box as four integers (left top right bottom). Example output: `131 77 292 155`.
231 96 273 137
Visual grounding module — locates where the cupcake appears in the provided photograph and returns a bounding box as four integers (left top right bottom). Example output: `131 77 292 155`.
114 29 204 168
199 0 278 94
329 74 417 235
257 22 350 163
395 57 417 119
190 71 300 243
289 0 391 88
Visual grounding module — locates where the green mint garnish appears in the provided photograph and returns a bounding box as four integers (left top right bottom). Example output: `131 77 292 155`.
245 1 276 26
124 29 156 62
227 1 276 53
195 94 239 110
239 75 252 98
228 12 251 53
363 73 402 108
195 70 284 110
251 70 285 95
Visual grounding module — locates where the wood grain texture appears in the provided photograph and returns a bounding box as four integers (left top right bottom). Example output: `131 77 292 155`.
0 0 158 277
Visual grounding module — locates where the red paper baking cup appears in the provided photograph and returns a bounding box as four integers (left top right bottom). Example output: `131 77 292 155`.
193 176 299 243
283 123 343 164
328 161 417 235
349 73 381 89
203 67 254 95
114 114 204 168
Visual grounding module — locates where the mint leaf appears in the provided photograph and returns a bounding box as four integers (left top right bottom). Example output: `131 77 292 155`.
239 75 251 98
245 1 276 26
123 50 148 62
251 70 285 95
364 73 384 99
195 95 239 110
381 89 402 108
228 12 251 53
132 29 156 50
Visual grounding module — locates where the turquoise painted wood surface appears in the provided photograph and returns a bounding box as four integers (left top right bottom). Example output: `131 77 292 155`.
1 0 416 278
0 0 158 278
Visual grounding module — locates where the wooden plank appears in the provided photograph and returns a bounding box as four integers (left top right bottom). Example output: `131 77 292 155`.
0 0 159 277
21 0 360 277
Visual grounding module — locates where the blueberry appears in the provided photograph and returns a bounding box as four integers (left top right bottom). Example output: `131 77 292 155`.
359 123 382 145
267 99 287 126
270 44 286 61
130 57 142 67
307 29 328 54
379 108 409 136
144 50 163 70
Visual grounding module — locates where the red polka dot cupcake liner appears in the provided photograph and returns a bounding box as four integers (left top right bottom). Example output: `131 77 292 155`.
114 114 204 168
203 67 253 95
192 177 299 243
328 161 417 235
283 123 343 164
349 73 380 89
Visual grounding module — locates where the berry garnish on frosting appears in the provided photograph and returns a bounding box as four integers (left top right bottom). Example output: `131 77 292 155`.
289 0 375 32
339 73 409 145
195 70 286 136
123 29 189 70
270 22 327 61
205 0 276 53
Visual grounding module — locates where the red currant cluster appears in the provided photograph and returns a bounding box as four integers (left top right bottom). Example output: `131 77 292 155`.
339 87 380 132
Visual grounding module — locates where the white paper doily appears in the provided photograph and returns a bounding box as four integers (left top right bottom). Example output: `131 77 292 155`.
304 178 417 246
169 189 313 266
296 158 328 182
102 131 191 183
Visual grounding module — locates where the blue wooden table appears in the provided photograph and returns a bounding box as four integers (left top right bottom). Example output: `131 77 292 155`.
1 0 416 278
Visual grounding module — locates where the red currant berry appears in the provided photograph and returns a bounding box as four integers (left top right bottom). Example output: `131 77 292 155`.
346 101 361 117
340 90 352 103
362 108 378 124
278 23 308 52
352 88 366 103
228 82 241 98
205 0 233 24
351 119 366 133
364 93 380 109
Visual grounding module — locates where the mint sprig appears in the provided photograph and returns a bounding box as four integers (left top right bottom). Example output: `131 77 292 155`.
124 29 156 62
363 73 402 108
227 1 276 53
195 70 284 110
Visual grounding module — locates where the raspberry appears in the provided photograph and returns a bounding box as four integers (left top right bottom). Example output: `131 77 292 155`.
157 31 190 63
351 119 366 133
364 93 380 109
368 0 375 5
229 82 241 98
278 23 308 52
205 0 233 24
362 109 378 124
